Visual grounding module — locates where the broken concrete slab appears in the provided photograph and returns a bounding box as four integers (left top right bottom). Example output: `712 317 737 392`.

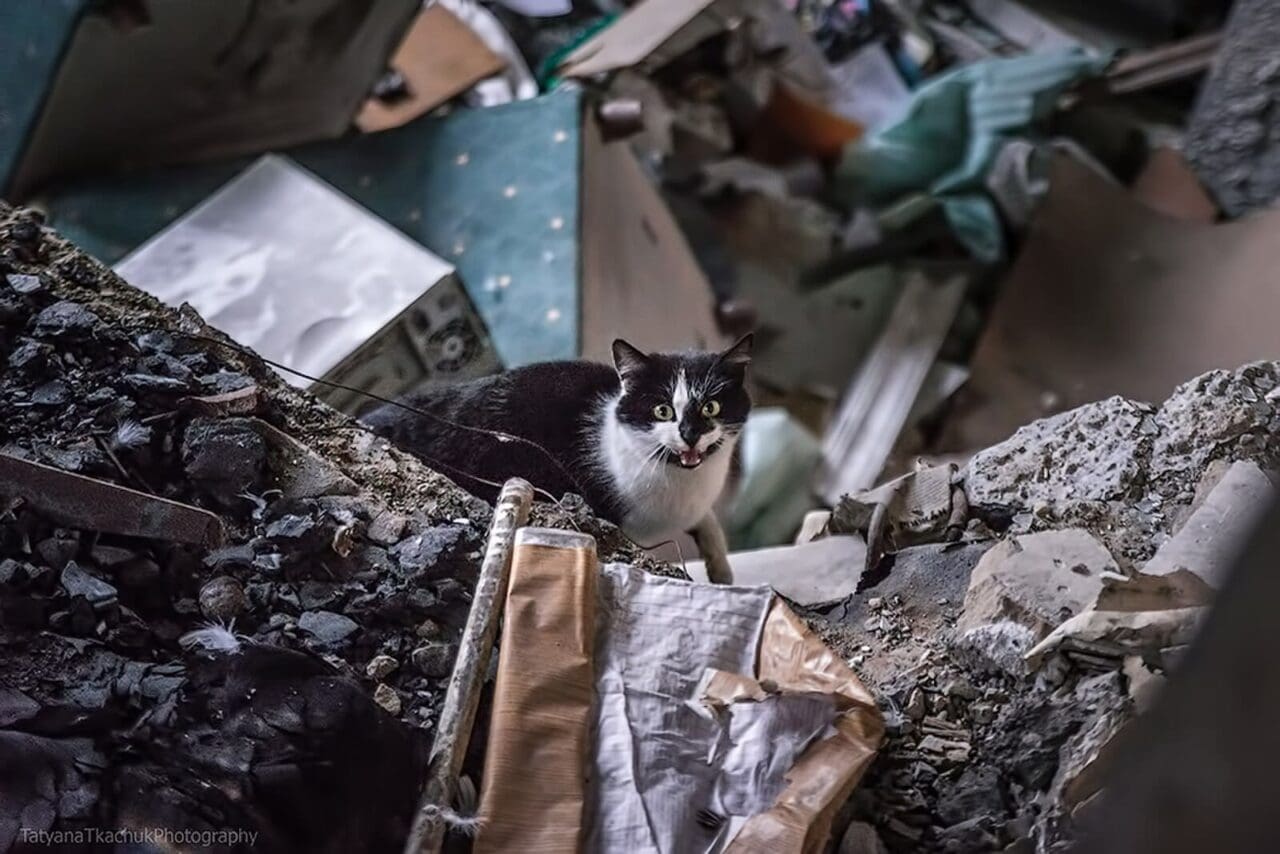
685 534 866 605
964 398 1155 513
1149 364 1280 489
962 362 1280 569
1143 460 1275 587
957 529 1114 641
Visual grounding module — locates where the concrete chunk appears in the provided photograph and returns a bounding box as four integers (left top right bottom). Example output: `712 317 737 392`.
957 529 1113 640
1143 460 1276 587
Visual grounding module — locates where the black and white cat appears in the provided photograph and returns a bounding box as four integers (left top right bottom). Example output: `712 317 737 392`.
362 336 753 583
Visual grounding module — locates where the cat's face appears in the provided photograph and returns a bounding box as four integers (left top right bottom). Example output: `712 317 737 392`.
611 335 752 469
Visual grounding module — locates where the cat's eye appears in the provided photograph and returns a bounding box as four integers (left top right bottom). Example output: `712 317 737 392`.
701 400 721 418
653 403 676 421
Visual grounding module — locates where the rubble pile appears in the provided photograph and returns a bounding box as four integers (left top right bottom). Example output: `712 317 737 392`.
0 203 650 848
802 362 1280 853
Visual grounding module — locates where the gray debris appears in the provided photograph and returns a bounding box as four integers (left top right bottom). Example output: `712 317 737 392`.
365 654 400 681
1149 363 1280 487
297 581 342 611
119 373 192 394
373 683 402 716
265 514 317 540
410 642 455 678
391 526 466 576
6 273 43 294
30 380 70 406
7 338 50 371
181 417 267 497
965 396 1154 512
31 300 101 339
60 561 118 607
298 610 360 648
964 362 1280 566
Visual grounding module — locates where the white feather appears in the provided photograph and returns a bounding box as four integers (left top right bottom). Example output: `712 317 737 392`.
179 623 244 654
420 805 483 836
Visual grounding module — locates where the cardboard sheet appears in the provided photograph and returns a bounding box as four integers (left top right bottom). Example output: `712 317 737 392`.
475 528 883 853
940 155 1280 452
558 0 719 79
730 605 884 853
355 5 505 133
580 113 724 360
474 529 598 853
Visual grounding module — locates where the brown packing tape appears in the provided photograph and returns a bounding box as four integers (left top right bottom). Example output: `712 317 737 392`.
473 530 598 853
728 602 884 854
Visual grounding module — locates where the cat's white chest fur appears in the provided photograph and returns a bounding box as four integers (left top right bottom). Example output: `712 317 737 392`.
594 397 734 542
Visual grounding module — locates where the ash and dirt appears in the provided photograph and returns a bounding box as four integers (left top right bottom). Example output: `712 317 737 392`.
0 203 659 851
4 200 1279 854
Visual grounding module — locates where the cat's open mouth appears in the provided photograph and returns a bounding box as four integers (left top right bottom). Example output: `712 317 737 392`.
665 439 724 469
677 449 703 468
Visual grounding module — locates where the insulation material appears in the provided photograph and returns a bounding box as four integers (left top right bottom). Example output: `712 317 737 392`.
475 529 883 853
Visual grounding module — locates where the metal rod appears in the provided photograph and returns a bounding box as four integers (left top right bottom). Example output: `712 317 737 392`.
403 477 534 854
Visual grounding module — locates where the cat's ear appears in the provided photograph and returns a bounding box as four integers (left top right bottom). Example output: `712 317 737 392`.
612 339 649 384
718 333 753 368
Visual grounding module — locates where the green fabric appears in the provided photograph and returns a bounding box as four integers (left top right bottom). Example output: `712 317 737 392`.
536 14 617 90
836 49 1110 261
727 408 822 550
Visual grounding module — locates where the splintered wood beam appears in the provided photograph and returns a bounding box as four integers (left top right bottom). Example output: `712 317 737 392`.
403 477 534 854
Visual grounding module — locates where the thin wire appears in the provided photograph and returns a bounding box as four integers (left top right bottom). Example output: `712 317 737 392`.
145 329 704 565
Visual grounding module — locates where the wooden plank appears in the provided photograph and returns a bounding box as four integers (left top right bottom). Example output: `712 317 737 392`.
403 477 534 854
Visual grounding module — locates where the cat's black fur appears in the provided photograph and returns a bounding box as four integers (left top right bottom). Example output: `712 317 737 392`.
361 337 752 531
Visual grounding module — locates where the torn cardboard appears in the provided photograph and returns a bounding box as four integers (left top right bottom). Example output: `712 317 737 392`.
355 5 505 133
940 155 1280 451
579 113 725 361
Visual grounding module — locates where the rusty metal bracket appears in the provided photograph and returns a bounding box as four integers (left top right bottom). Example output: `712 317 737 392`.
0 452 225 546
404 477 534 854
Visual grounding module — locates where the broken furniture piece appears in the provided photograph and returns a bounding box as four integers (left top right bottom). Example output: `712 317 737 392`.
0 452 225 546
114 155 500 416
